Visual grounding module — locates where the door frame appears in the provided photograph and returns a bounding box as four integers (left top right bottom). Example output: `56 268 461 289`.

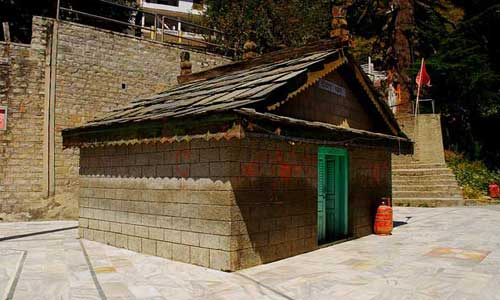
317 146 349 244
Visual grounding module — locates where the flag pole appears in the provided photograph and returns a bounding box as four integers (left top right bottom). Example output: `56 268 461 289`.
414 58 424 117
413 58 424 154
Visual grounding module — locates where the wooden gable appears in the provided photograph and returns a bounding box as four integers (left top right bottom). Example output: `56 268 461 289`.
273 68 380 133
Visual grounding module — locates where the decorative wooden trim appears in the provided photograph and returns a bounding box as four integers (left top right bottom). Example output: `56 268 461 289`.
318 146 348 157
267 55 348 111
352 64 398 135
67 123 245 149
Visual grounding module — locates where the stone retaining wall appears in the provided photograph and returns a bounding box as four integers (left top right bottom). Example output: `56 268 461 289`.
0 41 47 216
53 18 230 204
392 114 445 165
0 16 230 218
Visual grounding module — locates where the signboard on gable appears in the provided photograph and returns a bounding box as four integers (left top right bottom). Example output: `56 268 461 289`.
318 79 346 97
0 106 7 130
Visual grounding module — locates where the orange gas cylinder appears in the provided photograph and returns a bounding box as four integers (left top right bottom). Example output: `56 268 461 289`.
374 199 393 235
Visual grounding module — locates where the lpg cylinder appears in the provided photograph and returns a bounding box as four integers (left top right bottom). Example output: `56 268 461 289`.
489 181 499 198
374 198 393 235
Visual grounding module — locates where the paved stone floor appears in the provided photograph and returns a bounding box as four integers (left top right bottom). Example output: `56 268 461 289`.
1 206 500 300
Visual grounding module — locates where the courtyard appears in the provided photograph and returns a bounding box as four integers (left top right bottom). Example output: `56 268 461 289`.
1 206 500 300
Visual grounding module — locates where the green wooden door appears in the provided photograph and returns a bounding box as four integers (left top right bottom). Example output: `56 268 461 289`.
325 157 337 241
318 154 326 241
318 147 348 244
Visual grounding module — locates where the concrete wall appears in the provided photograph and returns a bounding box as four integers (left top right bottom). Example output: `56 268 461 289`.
77 136 392 271
0 17 230 219
393 114 445 165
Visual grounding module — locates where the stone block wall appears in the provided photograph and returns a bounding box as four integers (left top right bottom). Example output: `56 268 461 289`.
55 18 230 211
0 38 48 215
79 140 244 271
53 18 230 203
77 136 392 270
0 16 230 217
349 148 391 237
79 176 238 271
227 137 318 269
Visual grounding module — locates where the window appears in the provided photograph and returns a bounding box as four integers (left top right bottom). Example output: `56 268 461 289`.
145 0 179 6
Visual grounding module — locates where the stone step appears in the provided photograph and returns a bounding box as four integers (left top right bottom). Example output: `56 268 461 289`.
393 163 447 170
393 168 454 176
392 184 461 192
392 178 460 186
393 174 457 182
393 190 463 198
464 198 500 206
393 173 456 179
393 197 465 207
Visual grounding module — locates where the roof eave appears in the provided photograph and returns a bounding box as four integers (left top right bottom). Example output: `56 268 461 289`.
235 108 413 155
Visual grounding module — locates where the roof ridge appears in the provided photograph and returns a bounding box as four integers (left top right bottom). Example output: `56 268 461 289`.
177 39 347 85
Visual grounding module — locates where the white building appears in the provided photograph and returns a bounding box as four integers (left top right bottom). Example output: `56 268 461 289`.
138 0 205 18
136 0 209 46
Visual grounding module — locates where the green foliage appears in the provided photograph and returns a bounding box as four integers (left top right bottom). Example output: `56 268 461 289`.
445 150 500 198
462 186 484 200
204 0 331 54
346 1 500 168
60 0 138 33
0 0 55 43
427 4 500 167
0 0 138 43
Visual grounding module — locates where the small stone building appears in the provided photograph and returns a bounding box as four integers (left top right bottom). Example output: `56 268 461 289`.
62 41 412 271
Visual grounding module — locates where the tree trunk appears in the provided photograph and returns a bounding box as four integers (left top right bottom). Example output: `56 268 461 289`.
391 0 415 115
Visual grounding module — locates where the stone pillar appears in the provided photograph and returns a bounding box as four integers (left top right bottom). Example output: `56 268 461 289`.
180 51 192 76
242 31 257 60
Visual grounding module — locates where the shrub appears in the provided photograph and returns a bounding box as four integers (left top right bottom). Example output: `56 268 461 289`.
462 186 484 200
445 150 500 198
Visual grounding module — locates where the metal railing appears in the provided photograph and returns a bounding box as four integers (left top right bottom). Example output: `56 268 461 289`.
414 98 435 114
57 0 237 56
387 99 436 115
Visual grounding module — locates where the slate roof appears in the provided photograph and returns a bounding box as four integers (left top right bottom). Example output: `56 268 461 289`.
78 48 342 129
63 40 410 150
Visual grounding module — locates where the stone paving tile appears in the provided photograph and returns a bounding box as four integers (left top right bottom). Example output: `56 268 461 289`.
1 206 500 299
0 221 76 239
0 249 24 299
0 226 100 300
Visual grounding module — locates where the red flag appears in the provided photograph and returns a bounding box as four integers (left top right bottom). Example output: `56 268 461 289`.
416 59 431 87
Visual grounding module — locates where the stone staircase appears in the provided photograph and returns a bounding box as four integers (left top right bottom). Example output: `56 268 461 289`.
392 163 464 207
392 114 464 207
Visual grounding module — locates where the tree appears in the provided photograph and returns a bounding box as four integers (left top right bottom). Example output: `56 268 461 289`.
429 4 500 167
204 0 331 54
60 0 138 33
0 0 55 43
0 0 137 43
